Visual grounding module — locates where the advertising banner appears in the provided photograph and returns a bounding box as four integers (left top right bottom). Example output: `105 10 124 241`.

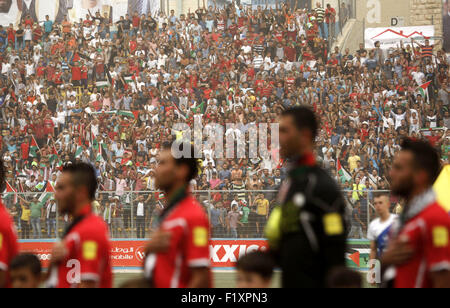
365 25 435 49
20 238 370 270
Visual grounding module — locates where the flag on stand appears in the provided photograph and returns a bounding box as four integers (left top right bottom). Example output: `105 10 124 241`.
337 159 352 183
117 110 137 119
95 140 104 162
75 137 83 159
191 102 205 114
417 81 431 101
29 136 40 158
49 145 58 164
38 181 55 204
4 181 17 204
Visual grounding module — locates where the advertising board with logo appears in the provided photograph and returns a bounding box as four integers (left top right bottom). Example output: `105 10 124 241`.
364 25 435 49
20 239 370 270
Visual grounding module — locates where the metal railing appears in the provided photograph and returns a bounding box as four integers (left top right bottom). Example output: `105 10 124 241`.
3 189 393 240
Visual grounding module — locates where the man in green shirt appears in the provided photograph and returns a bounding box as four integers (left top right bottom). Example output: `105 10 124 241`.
239 202 250 238
29 196 44 239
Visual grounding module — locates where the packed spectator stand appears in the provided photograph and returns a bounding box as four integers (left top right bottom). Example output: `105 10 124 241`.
0 1 449 240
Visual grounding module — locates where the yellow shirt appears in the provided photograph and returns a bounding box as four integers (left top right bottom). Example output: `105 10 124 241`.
21 206 31 222
348 155 361 172
256 199 269 216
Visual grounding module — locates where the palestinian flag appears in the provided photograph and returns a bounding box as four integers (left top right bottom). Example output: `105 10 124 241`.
29 136 40 158
4 181 17 204
39 181 55 204
96 141 104 162
56 160 63 170
49 145 58 164
191 102 205 114
75 137 83 159
120 157 132 166
96 81 110 89
117 110 138 119
417 81 431 100
337 159 352 183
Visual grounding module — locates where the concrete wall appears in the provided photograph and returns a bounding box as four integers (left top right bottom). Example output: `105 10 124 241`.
162 0 201 15
335 0 444 52
409 0 443 39
354 0 442 31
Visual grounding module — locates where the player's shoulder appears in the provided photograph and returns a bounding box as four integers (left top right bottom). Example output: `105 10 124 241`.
77 214 109 237
178 196 209 221
368 217 381 229
422 202 450 226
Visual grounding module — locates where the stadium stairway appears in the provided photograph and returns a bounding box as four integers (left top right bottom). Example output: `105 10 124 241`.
332 18 365 54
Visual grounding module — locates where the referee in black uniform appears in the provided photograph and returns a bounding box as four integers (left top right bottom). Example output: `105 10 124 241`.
266 107 347 288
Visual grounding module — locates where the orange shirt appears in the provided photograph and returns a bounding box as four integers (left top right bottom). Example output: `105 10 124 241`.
62 21 71 33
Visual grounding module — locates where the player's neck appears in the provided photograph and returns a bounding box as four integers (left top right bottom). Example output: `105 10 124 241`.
406 185 430 205
166 182 187 202
72 200 92 218
379 211 390 222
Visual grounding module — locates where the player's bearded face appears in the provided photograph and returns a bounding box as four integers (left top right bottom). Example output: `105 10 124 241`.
155 150 177 191
389 152 415 198
55 173 77 214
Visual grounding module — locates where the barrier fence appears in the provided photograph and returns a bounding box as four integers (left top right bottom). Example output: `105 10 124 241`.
2 189 393 241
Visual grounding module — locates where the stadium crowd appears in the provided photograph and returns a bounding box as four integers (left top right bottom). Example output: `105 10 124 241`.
0 0 449 240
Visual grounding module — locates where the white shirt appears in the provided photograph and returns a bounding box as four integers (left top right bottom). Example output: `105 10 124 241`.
136 202 145 217
368 214 398 257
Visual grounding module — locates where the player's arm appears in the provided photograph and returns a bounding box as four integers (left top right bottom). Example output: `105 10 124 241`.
370 241 377 262
79 280 98 288
425 221 450 288
0 229 10 288
186 215 211 288
430 270 450 288
187 267 210 288
0 270 6 288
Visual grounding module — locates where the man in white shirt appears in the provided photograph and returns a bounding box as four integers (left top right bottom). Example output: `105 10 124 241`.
368 193 398 261
135 194 146 238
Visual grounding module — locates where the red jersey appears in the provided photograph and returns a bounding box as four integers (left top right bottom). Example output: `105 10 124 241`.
392 190 450 288
146 191 211 288
71 66 81 81
49 205 112 288
0 201 19 288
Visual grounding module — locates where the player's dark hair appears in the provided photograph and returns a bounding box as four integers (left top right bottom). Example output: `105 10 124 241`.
62 162 98 200
282 106 319 140
162 141 198 182
373 192 390 200
10 254 42 277
236 251 275 280
327 267 362 288
400 138 441 184
0 157 5 192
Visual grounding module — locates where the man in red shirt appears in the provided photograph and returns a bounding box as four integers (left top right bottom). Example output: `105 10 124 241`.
382 138 450 288
47 162 112 288
70 62 82 87
144 142 211 288
0 159 19 288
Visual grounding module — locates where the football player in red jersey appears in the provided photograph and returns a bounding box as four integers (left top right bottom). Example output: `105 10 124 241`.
382 139 450 288
144 142 212 288
47 162 112 288
0 158 19 288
